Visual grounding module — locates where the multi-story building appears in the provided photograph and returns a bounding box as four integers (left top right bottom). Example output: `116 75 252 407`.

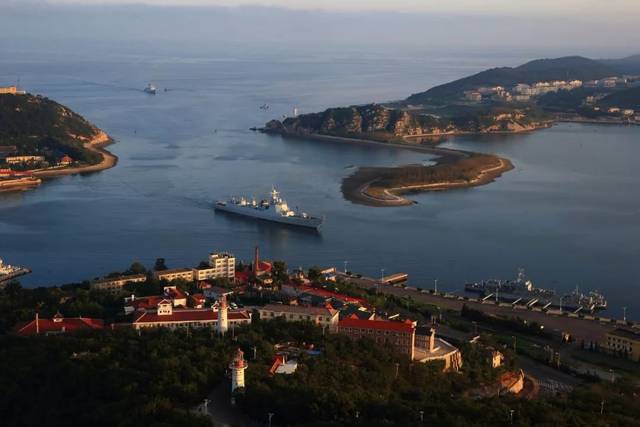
207 252 236 279
90 274 147 294
0 86 17 94
339 318 416 360
604 328 640 361
131 299 251 330
154 268 194 282
5 155 45 164
259 303 339 332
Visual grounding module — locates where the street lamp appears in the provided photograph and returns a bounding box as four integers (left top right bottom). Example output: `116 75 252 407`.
509 409 515 425
202 398 210 415
419 410 424 422
268 412 275 427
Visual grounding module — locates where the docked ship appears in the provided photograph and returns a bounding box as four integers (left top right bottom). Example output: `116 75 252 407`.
215 187 323 230
464 268 607 312
0 258 31 285
143 83 157 95
0 176 42 192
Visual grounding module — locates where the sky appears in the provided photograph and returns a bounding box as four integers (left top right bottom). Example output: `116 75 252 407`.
0 1 638 56
32 0 640 16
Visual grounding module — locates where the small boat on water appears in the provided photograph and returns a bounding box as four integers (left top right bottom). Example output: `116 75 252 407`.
215 187 323 230
143 83 157 95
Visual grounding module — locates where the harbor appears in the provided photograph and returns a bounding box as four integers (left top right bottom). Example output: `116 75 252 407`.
335 269 633 343
0 258 31 287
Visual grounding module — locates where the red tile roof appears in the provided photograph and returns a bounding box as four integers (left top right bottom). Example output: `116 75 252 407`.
339 318 415 333
235 271 251 283
13 317 104 336
298 286 367 305
164 287 187 300
132 309 250 324
127 296 165 311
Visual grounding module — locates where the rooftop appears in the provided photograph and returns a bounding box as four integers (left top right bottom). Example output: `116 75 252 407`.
92 274 146 284
609 328 640 340
261 303 337 317
339 318 415 333
133 308 250 324
13 316 104 336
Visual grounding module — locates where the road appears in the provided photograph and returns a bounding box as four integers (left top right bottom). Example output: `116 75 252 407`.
342 274 617 343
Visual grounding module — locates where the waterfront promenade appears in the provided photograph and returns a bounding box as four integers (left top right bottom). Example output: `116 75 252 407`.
340 273 625 343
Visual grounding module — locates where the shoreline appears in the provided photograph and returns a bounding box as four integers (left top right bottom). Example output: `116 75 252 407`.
347 155 513 207
269 130 514 207
32 131 117 178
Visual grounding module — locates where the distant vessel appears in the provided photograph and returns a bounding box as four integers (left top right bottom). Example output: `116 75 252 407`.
464 268 607 312
0 176 42 191
143 83 157 95
0 258 31 285
215 187 323 229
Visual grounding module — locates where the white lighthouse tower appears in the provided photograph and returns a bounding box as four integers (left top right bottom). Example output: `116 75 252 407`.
230 348 248 393
217 294 229 336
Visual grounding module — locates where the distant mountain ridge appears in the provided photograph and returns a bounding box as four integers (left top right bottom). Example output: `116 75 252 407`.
600 54 640 75
407 56 619 105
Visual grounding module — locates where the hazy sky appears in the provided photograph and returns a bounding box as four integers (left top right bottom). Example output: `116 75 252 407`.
1 1 638 56
38 0 640 15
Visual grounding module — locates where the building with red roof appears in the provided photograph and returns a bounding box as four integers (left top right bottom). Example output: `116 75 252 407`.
338 318 416 359
59 155 73 166
131 300 251 330
13 312 104 336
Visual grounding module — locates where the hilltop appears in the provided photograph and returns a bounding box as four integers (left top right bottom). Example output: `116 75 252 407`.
0 93 116 185
0 93 109 164
265 103 549 140
406 56 617 105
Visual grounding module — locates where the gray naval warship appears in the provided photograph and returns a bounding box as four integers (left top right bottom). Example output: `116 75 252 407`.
215 187 323 230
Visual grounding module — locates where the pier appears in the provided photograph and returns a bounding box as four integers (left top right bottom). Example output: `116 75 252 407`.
337 271 636 343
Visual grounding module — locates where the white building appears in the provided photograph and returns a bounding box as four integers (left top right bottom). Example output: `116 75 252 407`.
206 252 236 280
259 304 339 332
90 274 147 294
5 155 45 164
230 348 248 393
154 268 194 282
218 295 229 336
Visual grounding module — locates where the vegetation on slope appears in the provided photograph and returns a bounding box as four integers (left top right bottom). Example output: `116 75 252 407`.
0 94 104 164
407 56 617 105
600 87 640 109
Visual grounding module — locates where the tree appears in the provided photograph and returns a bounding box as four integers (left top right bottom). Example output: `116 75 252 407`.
154 258 168 271
307 266 322 283
128 261 147 275
272 261 288 284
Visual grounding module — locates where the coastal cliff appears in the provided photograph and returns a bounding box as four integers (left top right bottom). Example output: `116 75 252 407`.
0 93 116 188
264 104 548 139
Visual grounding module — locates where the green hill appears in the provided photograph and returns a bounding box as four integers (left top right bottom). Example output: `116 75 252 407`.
600 54 640 75
407 56 617 105
600 87 640 109
0 93 103 164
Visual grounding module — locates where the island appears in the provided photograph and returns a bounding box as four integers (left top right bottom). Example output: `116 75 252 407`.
0 90 115 192
262 55 640 206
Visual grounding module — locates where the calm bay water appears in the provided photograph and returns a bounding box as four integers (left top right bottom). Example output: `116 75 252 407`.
1 45 639 319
